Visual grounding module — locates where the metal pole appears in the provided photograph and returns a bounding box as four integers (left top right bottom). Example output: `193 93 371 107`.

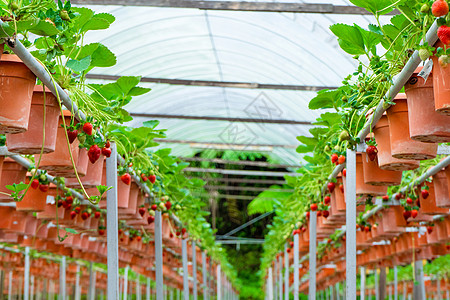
182 239 189 300
24 247 30 300
217 265 221 300
404 281 407 300
330 286 334 300
414 261 426 300
380 268 387 300
294 233 299 300
155 211 164 300
59 256 66 300
30 275 34 300
284 244 289 300
89 263 96 300
309 211 317 300
336 283 340 300
394 266 398 300
346 148 357 300
375 270 379 300
8 271 11 300
202 252 207 300
106 142 119 300
136 277 141 300
268 268 273 300
124 266 129 300
192 241 197 300
146 278 150 300
360 267 365 300
75 264 80 300
278 256 283 300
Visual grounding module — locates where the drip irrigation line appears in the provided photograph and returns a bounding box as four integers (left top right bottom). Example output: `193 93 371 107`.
218 211 273 238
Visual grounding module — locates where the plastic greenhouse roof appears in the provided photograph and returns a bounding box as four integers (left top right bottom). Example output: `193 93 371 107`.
81 0 389 165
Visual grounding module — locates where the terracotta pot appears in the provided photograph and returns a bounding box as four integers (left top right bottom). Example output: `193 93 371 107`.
433 170 450 208
119 182 139 215
38 110 79 175
432 41 450 115
0 158 27 201
420 181 448 215
0 54 36 134
356 153 387 196
386 94 437 160
16 178 47 212
66 156 104 188
6 86 60 154
361 152 402 186
117 177 131 210
404 67 450 143
373 115 419 171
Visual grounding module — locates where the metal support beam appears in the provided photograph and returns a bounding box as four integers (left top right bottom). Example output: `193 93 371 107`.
75 264 81 300
394 266 398 300
124 266 129 300
192 242 198 300
217 265 222 300
146 278 150 300
185 167 298 177
59 256 66 300
155 211 164 300
346 149 357 300
204 185 294 192
136 277 141 300
360 267 365 300
284 244 289 300
89 263 96 300
278 256 282 300
157 140 296 150
414 261 426 300
309 211 317 300
202 252 208 300
182 157 301 168
69 0 397 15
182 239 189 300
375 270 379 300
268 268 273 300
380 268 386 300
191 177 286 185
293 233 299 300
106 142 119 300
220 212 273 238
24 247 30 300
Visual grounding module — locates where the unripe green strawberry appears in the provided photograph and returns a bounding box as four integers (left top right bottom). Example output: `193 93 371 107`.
419 49 431 61
10 1 19 11
421 3 430 13
59 10 70 21
339 130 350 141
159 202 166 210
148 210 155 216
439 55 449 67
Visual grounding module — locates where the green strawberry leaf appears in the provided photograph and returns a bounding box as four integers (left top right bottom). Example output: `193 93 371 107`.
29 20 60 36
330 23 366 55
66 55 92 73
309 90 340 109
65 228 78 234
348 0 395 15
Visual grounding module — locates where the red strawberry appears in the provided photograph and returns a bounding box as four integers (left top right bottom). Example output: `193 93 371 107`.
98 229 105 236
366 145 378 161
30 179 39 189
66 203 72 210
94 211 101 219
331 153 338 164
323 196 331 205
141 173 148 182
322 210 329 218
74 207 81 214
411 209 418 218
339 184 344 193
65 196 73 204
395 193 403 201
364 226 370 232
67 129 78 144
139 207 146 217
421 189 429 199
176 231 181 236
446 245 450 250
432 0 449 17
151 204 158 211
81 212 89 220
136 236 142 242
438 25 450 45
327 182 335 193
57 199 63 207
169 232 174 238
317 210 322 217
289 241 294 248
342 169 346 177
310 203 318 211
120 173 131 185
148 174 156 184
38 184 49 192
88 145 101 164
70 211 77 219
338 155 346 164
427 226 433 234
101 147 111 158
105 141 110 148
382 195 389 201
406 197 413 205
287 248 291 253
403 210 411 220
118 229 123 235
181 228 187 235
306 211 310 219
165 201 172 210
302 226 307 232
82 122 93 135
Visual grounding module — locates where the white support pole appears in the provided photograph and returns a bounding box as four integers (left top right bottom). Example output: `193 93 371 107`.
124 266 129 300
192 241 197 300
309 211 317 300
59 256 66 300
24 247 30 300
146 278 150 300
217 265 222 300
360 267 365 300
278 255 283 300
75 264 81 300
106 142 119 300
136 277 141 300
202 252 208 300
182 239 189 300
8 270 12 300
336 283 340 300
375 270 379 300
330 286 334 300
155 210 164 300
284 244 289 300
394 266 398 300
89 262 96 300
31 275 34 300
293 233 299 300
414 260 426 300
403 281 407 300
346 148 357 300
268 268 273 300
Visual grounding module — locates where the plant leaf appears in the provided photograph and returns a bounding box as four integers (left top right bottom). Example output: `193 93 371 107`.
29 20 60 36
330 23 366 55
65 228 77 234
66 56 92 73
309 90 340 110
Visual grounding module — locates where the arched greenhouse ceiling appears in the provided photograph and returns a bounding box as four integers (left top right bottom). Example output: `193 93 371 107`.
81 0 391 166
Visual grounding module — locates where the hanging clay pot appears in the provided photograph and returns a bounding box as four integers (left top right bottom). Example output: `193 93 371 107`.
404 67 450 143
0 54 36 134
37 110 79 175
16 178 47 212
61 148 89 182
0 158 27 201
386 93 437 160
433 170 450 208
361 152 402 186
66 156 104 188
6 86 60 154
432 41 450 115
119 182 139 216
420 181 448 215
117 177 131 210
373 115 419 171
356 153 387 196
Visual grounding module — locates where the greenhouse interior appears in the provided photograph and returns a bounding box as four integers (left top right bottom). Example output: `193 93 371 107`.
0 0 449 299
